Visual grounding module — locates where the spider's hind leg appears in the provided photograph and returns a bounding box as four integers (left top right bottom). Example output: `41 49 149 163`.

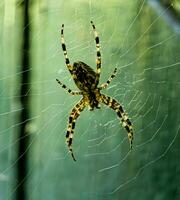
66 99 85 161
101 94 133 148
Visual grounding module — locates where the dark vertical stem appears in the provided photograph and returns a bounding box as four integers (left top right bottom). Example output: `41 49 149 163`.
16 0 31 199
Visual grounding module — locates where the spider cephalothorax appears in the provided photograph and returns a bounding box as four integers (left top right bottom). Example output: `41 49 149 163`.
56 21 133 161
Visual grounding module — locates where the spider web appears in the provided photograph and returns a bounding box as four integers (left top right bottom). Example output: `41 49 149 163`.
0 0 180 199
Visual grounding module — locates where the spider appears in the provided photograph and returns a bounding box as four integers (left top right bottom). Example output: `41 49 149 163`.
56 21 133 161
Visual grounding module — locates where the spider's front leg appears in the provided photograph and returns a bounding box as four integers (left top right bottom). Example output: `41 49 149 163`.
66 99 85 161
60 24 74 74
101 94 133 148
91 21 101 81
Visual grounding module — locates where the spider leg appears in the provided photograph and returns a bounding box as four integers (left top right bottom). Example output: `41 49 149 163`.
99 68 117 90
101 94 133 148
56 79 82 95
66 98 85 161
60 24 73 74
91 21 101 80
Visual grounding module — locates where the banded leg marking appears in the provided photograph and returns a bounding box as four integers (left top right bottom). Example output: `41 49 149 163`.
56 79 82 95
66 99 85 161
101 94 133 148
91 21 101 78
99 68 117 89
61 24 73 74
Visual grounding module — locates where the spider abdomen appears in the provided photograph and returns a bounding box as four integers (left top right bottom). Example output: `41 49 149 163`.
72 61 98 91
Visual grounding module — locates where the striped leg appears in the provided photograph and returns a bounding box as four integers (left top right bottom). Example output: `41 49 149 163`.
66 99 85 161
91 21 101 79
99 68 117 90
101 94 133 148
61 24 73 74
56 79 82 95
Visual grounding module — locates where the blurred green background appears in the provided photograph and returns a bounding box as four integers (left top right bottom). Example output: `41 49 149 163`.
0 0 180 199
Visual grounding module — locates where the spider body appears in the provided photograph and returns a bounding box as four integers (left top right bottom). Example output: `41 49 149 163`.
56 21 133 161
83 89 101 110
72 61 98 91
72 61 101 110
